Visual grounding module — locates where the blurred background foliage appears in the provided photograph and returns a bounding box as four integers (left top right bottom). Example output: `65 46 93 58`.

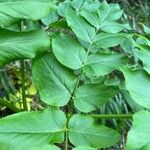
0 0 149 149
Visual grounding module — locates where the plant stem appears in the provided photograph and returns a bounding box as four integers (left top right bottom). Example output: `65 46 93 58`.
19 22 28 111
21 60 28 111
64 129 68 150
64 114 71 150
90 114 133 119
0 98 20 112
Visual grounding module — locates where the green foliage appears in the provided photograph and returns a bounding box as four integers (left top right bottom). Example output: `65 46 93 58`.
0 108 66 149
32 53 77 106
121 67 150 109
52 33 86 69
126 111 150 150
84 52 127 76
0 29 50 67
0 0 56 27
74 84 119 112
68 114 120 148
0 0 149 149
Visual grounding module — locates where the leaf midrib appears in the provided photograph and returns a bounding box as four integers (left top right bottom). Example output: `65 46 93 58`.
0 129 65 134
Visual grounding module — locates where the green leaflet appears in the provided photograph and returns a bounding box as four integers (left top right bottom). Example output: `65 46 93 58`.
0 0 56 27
80 1 124 32
81 0 100 12
41 11 59 26
71 0 84 11
52 33 86 69
81 13 125 33
57 0 70 17
32 53 77 106
136 36 150 47
84 53 127 76
105 3 123 21
126 111 150 150
98 1 122 23
74 84 119 113
120 37 135 54
69 115 120 148
97 1 128 33
80 10 100 30
0 29 50 67
100 21 130 33
0 108 66 150
121 90 144 112
93 32 132 48
136 46 150 74
143 25 150 34
73 146 97 150
121 67 150 109
66 7 96 43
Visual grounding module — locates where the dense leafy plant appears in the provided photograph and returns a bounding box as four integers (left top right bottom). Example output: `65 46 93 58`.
0 0 150 150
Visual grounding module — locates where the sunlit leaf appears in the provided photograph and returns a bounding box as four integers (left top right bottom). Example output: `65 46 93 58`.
0 0 56 27
69 115 120 148
0 29 50 67
52 33 86 69
74 83 118 113
0 108 66 149
32 53 77 106
126 111 150 150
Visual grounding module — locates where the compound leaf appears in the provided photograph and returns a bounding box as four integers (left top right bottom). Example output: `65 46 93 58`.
136 46 150 74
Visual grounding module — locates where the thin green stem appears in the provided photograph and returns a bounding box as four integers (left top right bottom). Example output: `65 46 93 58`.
68 79 80 114
19 22 28 111
0 98 20 113
90 114 133 119
64 114 72 150
21 60 28 111
64 129 68 150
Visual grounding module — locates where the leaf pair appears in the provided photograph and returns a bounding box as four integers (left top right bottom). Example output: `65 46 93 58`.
52 33 129 74
0 108 120 149
32 53 119 112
